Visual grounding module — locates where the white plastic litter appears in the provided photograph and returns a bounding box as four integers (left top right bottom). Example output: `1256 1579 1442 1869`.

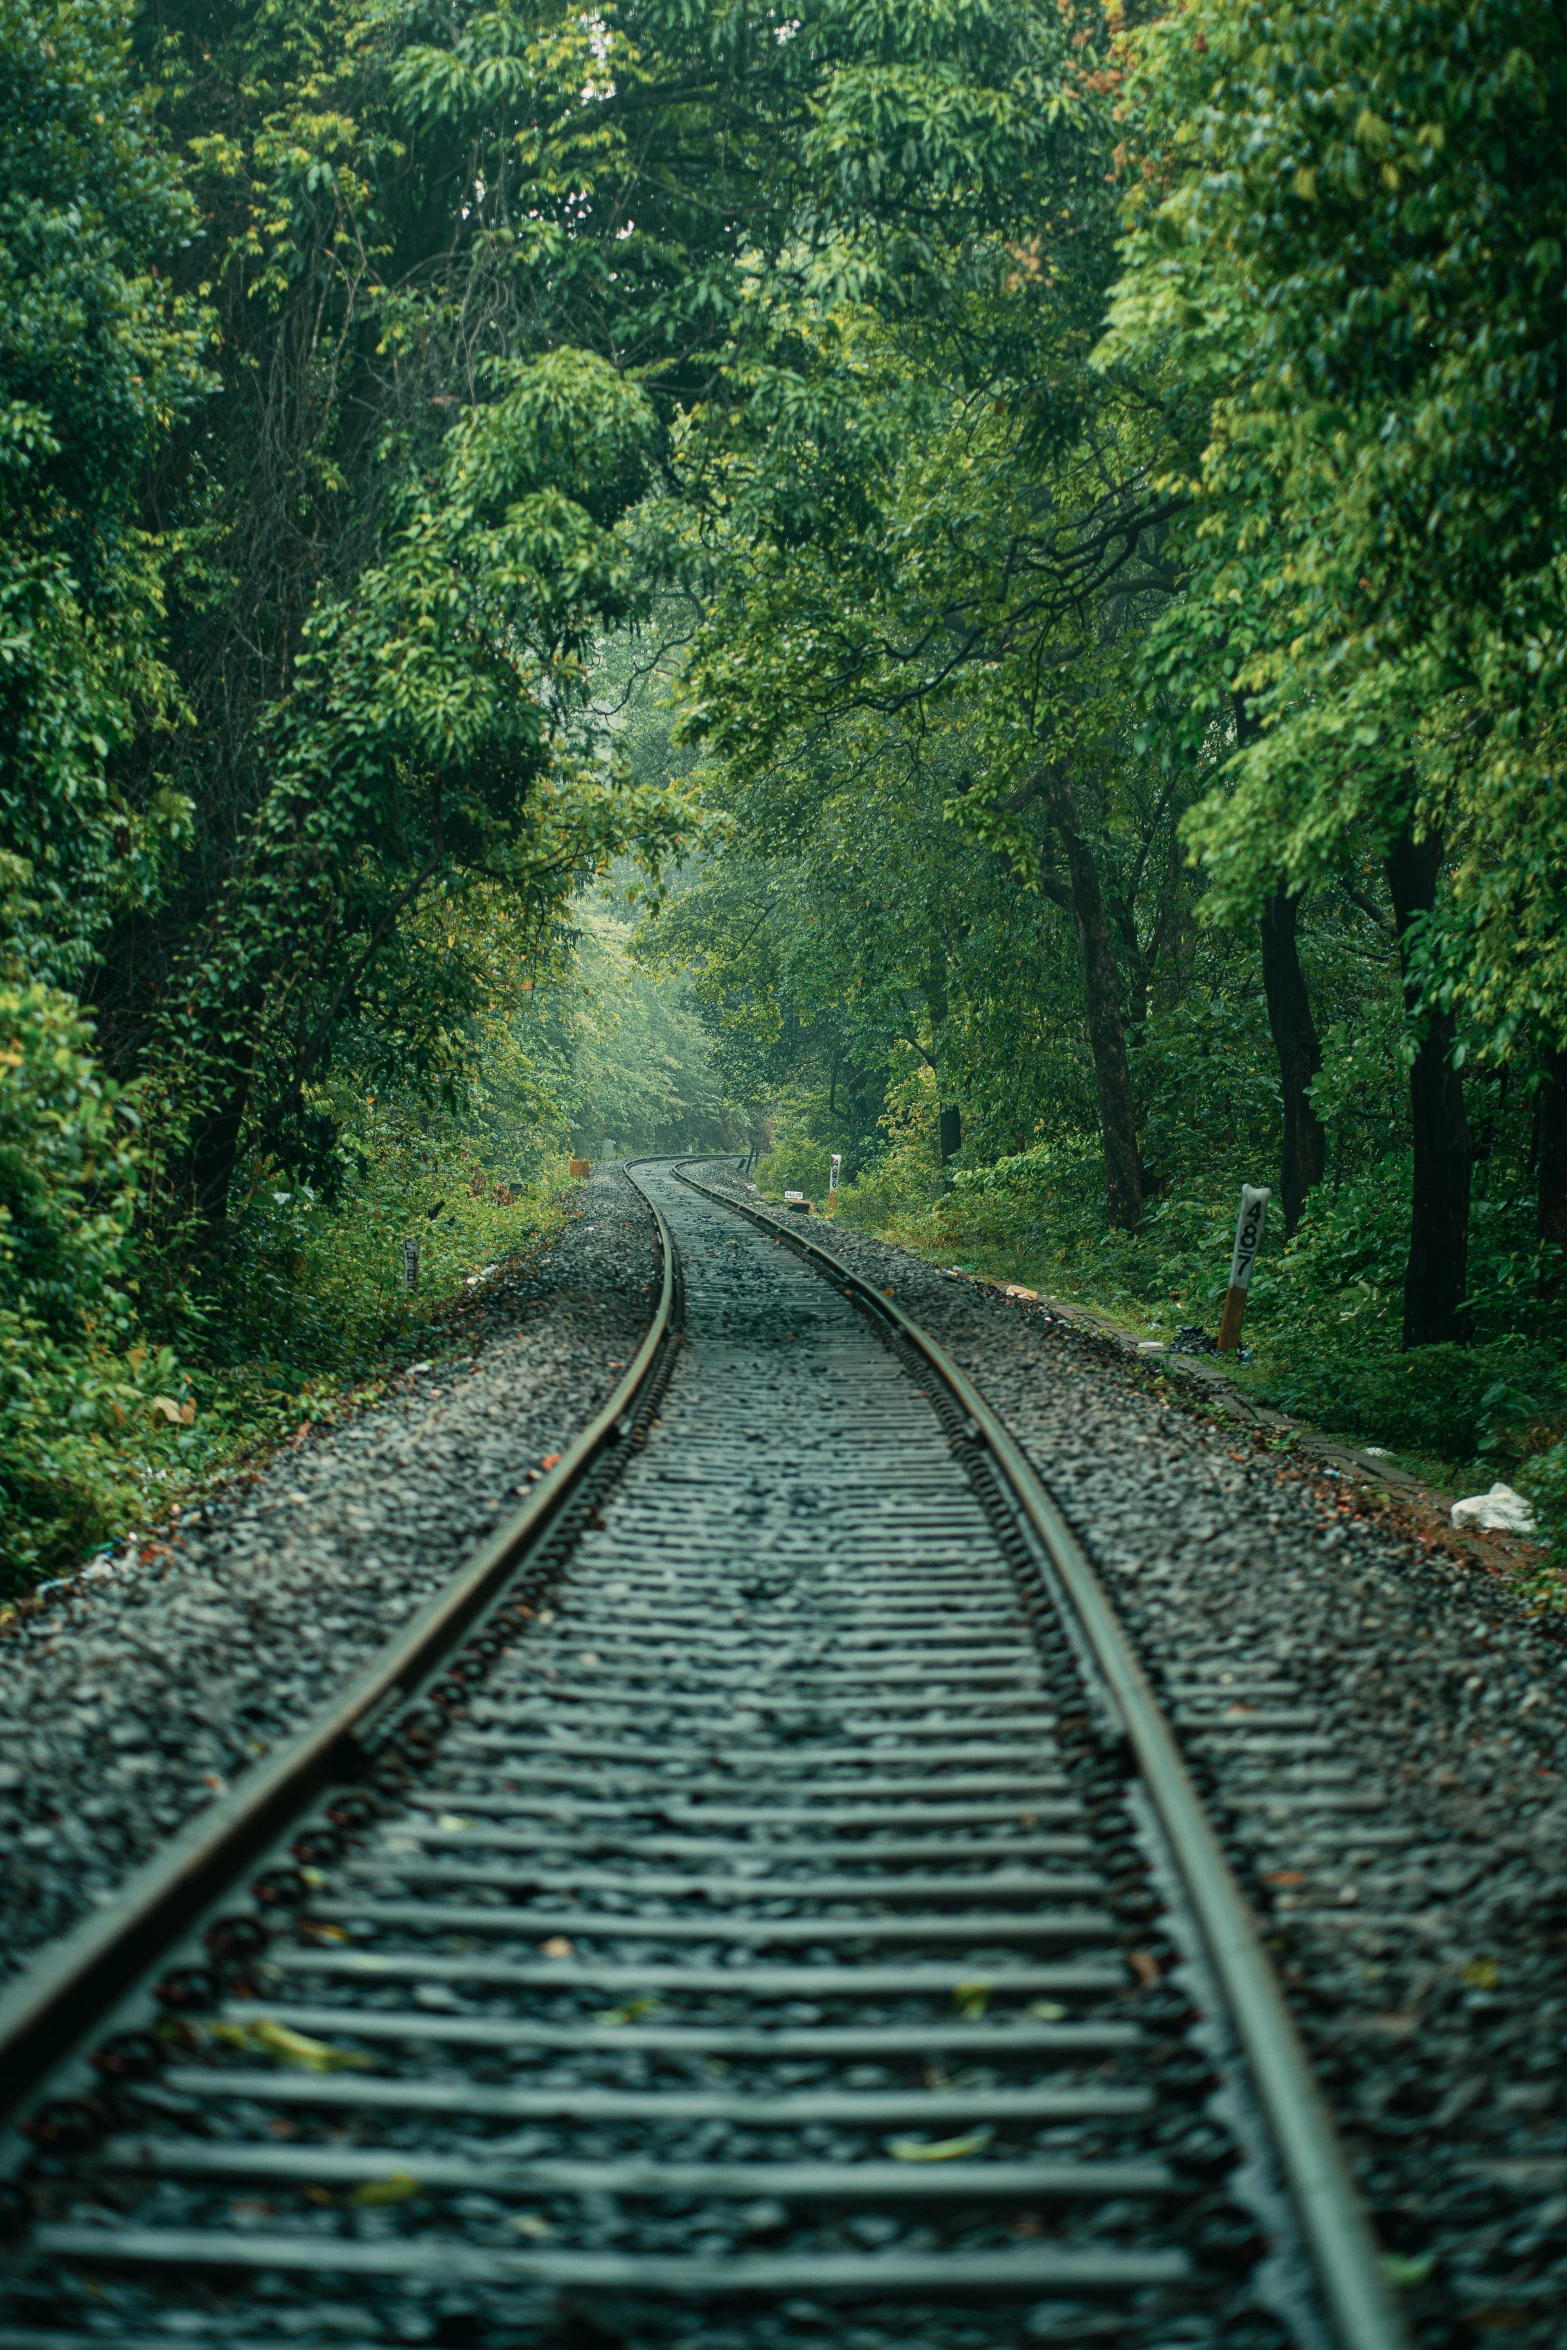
1363 1446 1392 1459
1450 1482 1537 1535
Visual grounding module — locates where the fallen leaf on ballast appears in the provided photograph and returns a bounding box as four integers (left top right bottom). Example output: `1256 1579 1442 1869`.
887 2127 995 2163
951 1980 991 2019
246 2020 370 2071
213 2019 372 2073
1128 1951 1162 1988
294 1918 350 1945
513 2213 552 2238
1463 1958 1500 1990
539 1936 574 1958
1261 1871 1306 1888
1382 2250 1438 2290
595 1998 657 2026
1029 2001 1067 2022
350 2173 420 2206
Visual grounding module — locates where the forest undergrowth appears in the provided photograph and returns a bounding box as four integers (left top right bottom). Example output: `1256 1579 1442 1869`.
2 889 730 1597
2 1088 566 1604
7 0 1567 1601
758 1057 1567 1593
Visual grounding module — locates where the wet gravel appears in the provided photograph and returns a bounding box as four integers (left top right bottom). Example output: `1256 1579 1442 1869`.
689 1165 1567 2350
7 1155 1564 2349
2 1165 1297 2350
0 1167 659 1990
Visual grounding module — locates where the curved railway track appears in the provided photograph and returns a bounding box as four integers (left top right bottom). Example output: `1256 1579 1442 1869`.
0 1160 1409 2350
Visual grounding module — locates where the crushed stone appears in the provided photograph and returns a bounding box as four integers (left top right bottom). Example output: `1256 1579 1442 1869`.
0 1168 658 1987
692 1160 1567 2348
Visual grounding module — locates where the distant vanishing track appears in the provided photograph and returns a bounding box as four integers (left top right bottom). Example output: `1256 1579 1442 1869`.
0 1160 1407 2350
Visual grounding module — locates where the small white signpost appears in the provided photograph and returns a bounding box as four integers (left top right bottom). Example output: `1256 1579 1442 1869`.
828 1153 842 1211
1217 1184 1269 1352
403 1235 420 1294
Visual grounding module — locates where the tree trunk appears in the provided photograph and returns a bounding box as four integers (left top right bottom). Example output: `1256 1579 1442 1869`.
1232 695 1326 1238
1259 888 1326 1237
846 1062 882 1158
183 1029 258 1233
924 951 965 1171
1386 819 1472 1346
1536 1045 1567 1262
1047 775 1142 1230
1471 1065 1505 1195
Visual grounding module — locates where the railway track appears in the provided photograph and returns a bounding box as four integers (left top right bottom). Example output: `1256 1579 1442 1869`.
0 1159 1409 2350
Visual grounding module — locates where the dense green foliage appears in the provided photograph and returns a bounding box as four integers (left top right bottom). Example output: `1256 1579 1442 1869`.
1105 0 1567 1028
4 0 1566 1583
0 0 207 990
0 0 762 1578
650 0 1567 1565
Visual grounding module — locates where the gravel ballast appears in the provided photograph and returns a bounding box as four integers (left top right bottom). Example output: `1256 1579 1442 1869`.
7 1153 1565 2348
2 1162 1299 2350
690 1163 1567 2350
0 1167 659 1989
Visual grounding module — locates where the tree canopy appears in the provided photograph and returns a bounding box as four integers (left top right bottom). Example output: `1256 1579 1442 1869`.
5 0 1567 1579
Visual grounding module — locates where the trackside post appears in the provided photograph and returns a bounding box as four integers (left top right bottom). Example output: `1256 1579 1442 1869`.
1217 1184 1270 1352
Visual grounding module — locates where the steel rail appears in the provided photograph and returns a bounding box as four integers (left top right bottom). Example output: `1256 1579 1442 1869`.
0 1171 680 2130
676 1162 1409 2350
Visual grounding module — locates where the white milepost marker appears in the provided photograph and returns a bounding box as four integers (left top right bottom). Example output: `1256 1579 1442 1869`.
1217 1184 1270 1353
829 1152 842 1212
403 1234 420 1294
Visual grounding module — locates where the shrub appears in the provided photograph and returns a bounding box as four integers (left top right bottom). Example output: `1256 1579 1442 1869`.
1520 1441 1567 1563
1248 1337 1567 1472
0 1020 570 1594
834 1116 1567 1501
206 1101 564 1379
0 984 149 1581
